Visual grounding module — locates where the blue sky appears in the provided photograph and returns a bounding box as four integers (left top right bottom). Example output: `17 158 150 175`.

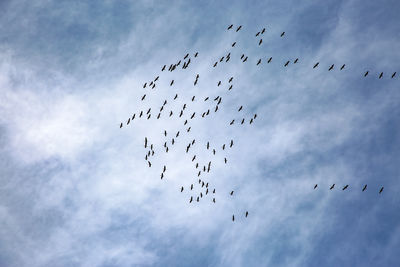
0 0 399 266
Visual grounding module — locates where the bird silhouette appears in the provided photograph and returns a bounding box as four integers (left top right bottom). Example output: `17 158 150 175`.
245 211 249 217
230 191 234 195
362 184 367 191
379 187 384 194
342 185 348 190
364 71 369 77
259 39 262 45
392 72 396 78
257 59 262 65
120 122 123 128
261 28 265 34
379 72 383 79
284 61 290 67
340 64 345 70
294 58 299 64
313 62 319 68
232 42 236 47
314 184 318 189
256 32 260 37
181 186 184 192
232 215 235 221
268 57 272 63
328 64 334 71
236 25 242 31
280 31 285 37
227 24 233 30
330 184 335 190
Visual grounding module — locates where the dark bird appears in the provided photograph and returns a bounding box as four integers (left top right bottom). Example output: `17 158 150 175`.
147 108 151 114
229 77 233 83
144 137 148 148
226 57 230 62
141 94 146 101
192 155 196 161
250 118 254 124
294 58 299 64
170 80 174 86
176 131 180 137
162 65 166 71
169 111 173 117
257 59 262 65
194 52 198 57
206 109 210 115
200 192 203 198
379 187 384 194
171 138 175 145
174 94 178 100
184 120 188 125
379 72 383 79
230 191 234 195
227 24 233 30
143 82 147 88
364 71 369 77
254 114 257 119
191 184 193 190
119 122 123 128
206 188 209 194
161 173 164 179
241 118 244 124
163 165 166 172
154 76 159 81
196 163 199 168
261 28 265 34
284 61 290 67
197 196 200 202
163 100 167 105
215 105 219 112
224 157 227 164
148 161 151 167
149 81 153 87
176 61 181 66
183 103 186 110
184 53 189 59
230 140 233 147
213 62 218 67
236 25 242 31
179 110 183 117
191 112 195 119
166 146 169 153
187 127 191 132
256 32 260 37
232 42 236 47
181 186 184 192
313 62 319 68
147 114 151 119
164 130 167 136
232 215 235 221
220 56 224 62
314 184 318 189
192 95 195 101
245 211 248 218
190 196 193 203
204 97 209 101
207 142 210 149
243 56 248 62
280 31 285 37
213 198 216 203
212 149 216 155
241 54 244 59
259 39 263 45
362 184 367 191
229 85 233 90
392 72 396 78
340 64 345 70
222 144 226 150
132 114 136 120
330 184 335 190
328 64 334 71
213 189 216 193
342 185 349 190
230 119 235 125
268 57 272 63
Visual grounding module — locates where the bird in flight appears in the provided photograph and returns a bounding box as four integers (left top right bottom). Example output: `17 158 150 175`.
236 25 242 32
227 24 233 30
330 184 335 190
362 184 367 191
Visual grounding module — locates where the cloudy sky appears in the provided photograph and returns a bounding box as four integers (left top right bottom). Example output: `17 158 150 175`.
1 0 400 266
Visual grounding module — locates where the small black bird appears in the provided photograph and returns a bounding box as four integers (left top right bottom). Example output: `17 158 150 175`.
229 77 233 83
257 59 262 65
230 140 233 147
192 155 196 161
362 184 367 191
181 186 184 192
170 80 174 86
220 56 224 62
162 65 166 71
294 58 298 64
241 118 245 124
379 187 384 194
379 72 383 79
143 83 147 88
340 64 345 70
241 54 244 59
281 31 285 37
227 24 233 30
245 211 249 218
204 97 209 101
184 53 189 59
132 114 136 120
243 56 248 62
207 142 210 149
236 25 242 32
342 185 348 190
224 157 227 164
232 215 235 221
232 42 236 47
189 196 193 203
364 71 369 77
230 191 234 195
268 57 272 63
330 184 335 190
256 32 260 37
230 119 235 125
229 85 233 90
141 94 146 101
191 112 195 119
194 52 198 57
314 184 318 189
392 72 396 78
191 184 193 190
213 198 216 203
328 64 334 71
176 131 180 137
261 28 265 34
259 39 262 45
213 62 218 67
284 61 290 67
120 122 123 128
192 95 195 101
313 62 319 68
174 94 178 100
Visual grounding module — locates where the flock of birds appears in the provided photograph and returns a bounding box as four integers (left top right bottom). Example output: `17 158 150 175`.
119 24 392 221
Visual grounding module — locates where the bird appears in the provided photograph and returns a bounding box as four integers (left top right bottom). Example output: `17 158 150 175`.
230 140 233 147
328 64 334 71
230 120 235 125
192 155 196 161
189 196 193 203
245 211 249 218
187 127 191 132
194 52 198 57
362 184 367 191
232 42 236 47
268 57 272 63
215 105 219 112
261 28 265 34
184 53 189 59
213 62 218 67
379 72 383 79
230 191 234 195
220 56 224 62
227 24 233 30
148 161 151 167
181 186 184 192
392 72 396 78
241 118 245 124
224 157 227 164
204 97 209 101
222 144 226 150
207 142 210 149
294 58 299 64
176 131 180 137
284 61 290 67
213 149 216 155
161 65 166 71
236 25 242 32
213 189 216 193
313 62 319 68
143 82 147 88
379 187 384 194
259 39 262 45
197 197 199 202
232 215 235 221
340 64 345 70
147 114 151 119
241 54 244 59
314 184 318 189
171 138 175 145
213 198 216 203
154 76 159 81
170 80 174 86
250 118 254 124
256 32 260 37
169 111 173 117
254 114 257 119
191 184 193 190
342 185 348 190
228 85 233 90
257 59 262 65
179 110 183 117
191 112 195 119
120 122 123 128
280 31 285 37
144 137 148 148
132 114 136 120
243 56 248 62
364 71 369 77
174 94 178 100
330 184 335 190
163 165 166 172
161 173 164 179
192 95 196 101
157 113 160 119
164 130 167 136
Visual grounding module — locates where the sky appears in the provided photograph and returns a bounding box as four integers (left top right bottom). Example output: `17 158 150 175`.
0 0 400 266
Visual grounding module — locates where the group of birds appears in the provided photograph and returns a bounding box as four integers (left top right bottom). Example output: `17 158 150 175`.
314 184 384 194
119 24 391 222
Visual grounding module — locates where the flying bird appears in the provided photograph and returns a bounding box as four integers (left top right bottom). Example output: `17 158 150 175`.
230 191 234 195
184 53 189 59
294 58 298 64
232 42 236 47
119 122 123 128
379 187 384 194
392 72 396 78
213 62 218 67
236 25 242 31
257 59 262 65
340 64 345 70
284 61 290 67
170 80 174 86
364 71 369 77
230 140 233 147
330 184 335 190
232 215 235 221
245 211 249 217
230 119 235 125
268 57 272 63
256 32 260 37
313 62 319 68
181 186 184 192
174 94 178 100
342 185 348 190
379 72 383 79
280 31 285 37
314 184 318 189
259 39 262 45
162 65 166 71
362 184 367 191
261 28 265 34
227 24 233 30
143 82 147 88
224 157 227 164
328 64 334 71
194 52 198 57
